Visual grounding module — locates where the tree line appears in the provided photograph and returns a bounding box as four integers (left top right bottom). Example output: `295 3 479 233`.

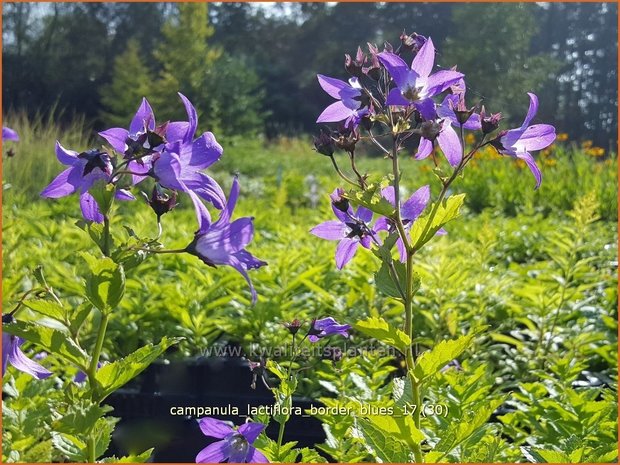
2 2 617 147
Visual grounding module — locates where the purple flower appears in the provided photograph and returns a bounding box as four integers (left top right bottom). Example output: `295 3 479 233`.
74 362 102 384
2 127 19 142
414 118 463 167
375 185 446 261
316 75 369 129
186 177 266 304
310 188 381 269
40 142 135 222
378 37 463 119
2 333 52 380
490 93 556 189
196 418 268 463
308 317 351 342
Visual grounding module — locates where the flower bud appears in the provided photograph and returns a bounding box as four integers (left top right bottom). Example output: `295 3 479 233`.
284 319 302 335
330 187 349 212
144 185 177 219
480 106 502 134
420 121 442 141
3 313 14 324
345 46 365 78
313 131 335 157
400 31 425 53
322 346 343 362
78 149 113 177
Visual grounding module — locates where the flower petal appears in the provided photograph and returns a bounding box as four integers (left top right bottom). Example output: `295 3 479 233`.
98 128 129 155
521 92 539 129
80 192 104 223
385 88 412 107
238 423 265 444
246 446 269 463
2 127 19 141
414 137 433 160
377 51 411 89
516 151 542 189
356 206 373 223
186 132 223 170
514 124 556 151
414 98 437 120
411 37 435 78
187 173 227 211
317 74 350 99
40 167 79 198
401 185 430 221
129 98 155 135
335 238 359 269
425 70 465 97
177 92 198 142
310 220 346 241
437 122 462 167
55 141 79 165
196 440 230 463
166 122 190 143
316 101 355 123
198 418 234 439
8 338 52 379
188 190 212 235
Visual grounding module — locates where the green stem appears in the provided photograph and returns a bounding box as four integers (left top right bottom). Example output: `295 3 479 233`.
329 155 358 187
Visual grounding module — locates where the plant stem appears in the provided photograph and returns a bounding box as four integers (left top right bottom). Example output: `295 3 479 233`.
329 155 358 187
86 312 108 462
102 215 111 257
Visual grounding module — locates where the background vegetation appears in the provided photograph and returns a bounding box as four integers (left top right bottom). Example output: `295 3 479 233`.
3 2 618 146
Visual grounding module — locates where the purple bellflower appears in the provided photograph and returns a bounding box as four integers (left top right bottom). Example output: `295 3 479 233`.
40 142 135 223
186 177 266 304
2 127 19 141
378 38 463 119
308 317 351 342
2 331 52 379
316 75 369 129
310 188 382 269
375 185 446 261
490 93 556 189
196 417 268 463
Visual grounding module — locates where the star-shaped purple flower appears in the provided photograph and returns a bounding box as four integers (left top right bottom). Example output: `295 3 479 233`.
2 127 19 142
310 188 381 269
308 317 351 342
375 185 446 261
491 93 556 189
316 75 369 129
378 37 463 120
2 333 52 380
414 118 463 167
186 177 266 304
40 142 135 222
196 418 268 463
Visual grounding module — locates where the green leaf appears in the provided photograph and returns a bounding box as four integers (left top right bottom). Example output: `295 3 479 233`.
51 432 87 462
374 262 405 299
52 401 113 435
521 448 571 463
356 418 411 462
89 182 116 218
410 194 465 251
23 300 67 325
344 177 396 217
413 333 475 382
392 376 414 410
95 337 180 399
3 320 88 370
354 316 411 355
92 417 118 460
366 414 424 448
81 253 125 314
102 448 154 463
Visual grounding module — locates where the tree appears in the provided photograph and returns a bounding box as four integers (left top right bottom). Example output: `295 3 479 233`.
100 39 152 128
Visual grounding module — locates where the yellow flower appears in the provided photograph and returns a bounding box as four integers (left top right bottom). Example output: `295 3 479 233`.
586 147 605 157
544 158 557 167
581 140 593 149
556 133 569 142
465 133 476 145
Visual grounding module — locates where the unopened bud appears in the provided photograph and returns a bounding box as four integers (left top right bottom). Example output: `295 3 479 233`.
420 121 442 141
480 106 502 134
313 131 335 157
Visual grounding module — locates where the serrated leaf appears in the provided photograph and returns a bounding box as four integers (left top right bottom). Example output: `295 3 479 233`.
23 300 67 324
3 320 88 370
51 432 87 462
410 194 465 251
344 177 396 217
414 333 475 382
356 418 411 463
81 253 125 314
521 447 571 463
95 337 180 399
52 401 113 435
392 376 414 409
102 448 154 463
374 262 405 299
366 414 424 448
354 316 411 354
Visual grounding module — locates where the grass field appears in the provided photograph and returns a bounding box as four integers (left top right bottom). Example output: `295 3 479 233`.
2 115 618 462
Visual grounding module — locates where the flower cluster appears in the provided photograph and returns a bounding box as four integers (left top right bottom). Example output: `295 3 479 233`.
40 94 266 301
312 32 556 267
